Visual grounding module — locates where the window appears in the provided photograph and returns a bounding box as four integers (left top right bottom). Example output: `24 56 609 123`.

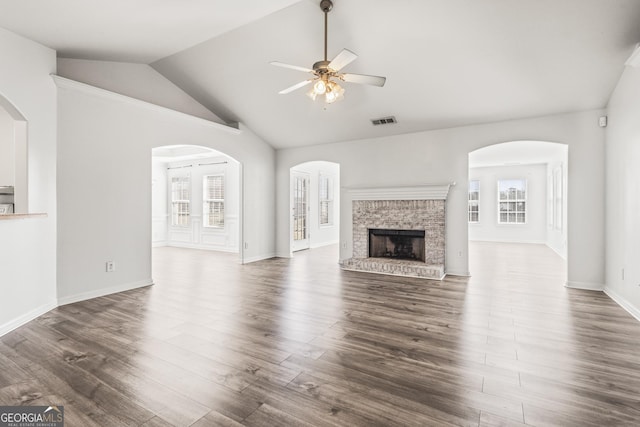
554 167 562 230
468 180 479 223
170 175 190 226
319 173 334 226
203 174 224 228
498 179 526 224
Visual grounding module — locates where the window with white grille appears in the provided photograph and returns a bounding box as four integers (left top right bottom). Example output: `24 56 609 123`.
319 174 334 226
468 180 479 223
203 174 224 228
498 179 526 224
170 175 190 226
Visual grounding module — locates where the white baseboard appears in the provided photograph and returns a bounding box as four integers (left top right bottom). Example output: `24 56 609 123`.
0 301 58 337
152 241 168 248
58 279 153 306
243 253 276 264
545 243 567 260
604 287 640 322
565 280 605 291
310 240 339 249
276 251 293 258
469 238 547 244
167 242 239 253
445 270 471 277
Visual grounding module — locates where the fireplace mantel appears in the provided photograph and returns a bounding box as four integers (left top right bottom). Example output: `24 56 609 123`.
347 183 452 201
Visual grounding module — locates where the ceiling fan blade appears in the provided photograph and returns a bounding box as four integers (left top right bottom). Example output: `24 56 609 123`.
328 48 358 71
279 79 313 94
342 73 387 87
270 61 314 73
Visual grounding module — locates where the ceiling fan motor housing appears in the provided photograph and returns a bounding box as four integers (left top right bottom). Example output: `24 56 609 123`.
313 60 332 75
320 0 333 13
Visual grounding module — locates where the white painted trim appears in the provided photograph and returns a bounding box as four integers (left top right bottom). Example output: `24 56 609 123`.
565 281 605 291
347 184 452 201
243 253 276 264
604 287 640 322
166 242 239 253
469 237 547 244
152 241 168 248
51 75 241 135
58 279 153 306
276 251 293 259
310 240 339 249
545 242 567 260
0 301 57 337
0 213 48 221
445 270 472 277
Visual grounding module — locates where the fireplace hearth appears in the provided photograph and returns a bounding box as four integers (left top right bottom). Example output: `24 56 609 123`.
369 229 426 262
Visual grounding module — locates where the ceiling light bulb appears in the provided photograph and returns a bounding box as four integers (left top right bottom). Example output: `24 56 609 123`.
324 82 344 104
313 80 327 95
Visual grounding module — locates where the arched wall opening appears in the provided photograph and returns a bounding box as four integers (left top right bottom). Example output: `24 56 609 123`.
289 161 340 256
0 94 28 214
468 140 568 279
151 144 243 261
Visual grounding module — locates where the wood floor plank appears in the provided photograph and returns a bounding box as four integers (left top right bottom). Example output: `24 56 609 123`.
0 242 639 426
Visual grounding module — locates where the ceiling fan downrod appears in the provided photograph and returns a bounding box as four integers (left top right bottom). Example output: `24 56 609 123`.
321 0 333 62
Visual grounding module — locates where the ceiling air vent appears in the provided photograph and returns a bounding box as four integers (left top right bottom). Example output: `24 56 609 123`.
371 116 397 126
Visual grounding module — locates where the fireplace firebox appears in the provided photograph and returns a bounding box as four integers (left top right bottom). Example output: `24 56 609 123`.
368 229 426 262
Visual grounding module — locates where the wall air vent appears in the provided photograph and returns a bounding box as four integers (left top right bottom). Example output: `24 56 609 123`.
371 116 397 126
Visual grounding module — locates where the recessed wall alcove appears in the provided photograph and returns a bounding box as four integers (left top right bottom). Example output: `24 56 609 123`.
0 95 28 214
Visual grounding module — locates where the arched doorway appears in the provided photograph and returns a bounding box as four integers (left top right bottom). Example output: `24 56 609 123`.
151 145 242 260
468 140 568 281
289 161 340 255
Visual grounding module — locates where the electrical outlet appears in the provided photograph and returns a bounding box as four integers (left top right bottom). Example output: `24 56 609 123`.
106 261 115 272
622 268 625 280
342 242 347 249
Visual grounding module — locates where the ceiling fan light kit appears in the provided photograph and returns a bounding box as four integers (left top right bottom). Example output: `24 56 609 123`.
271 0 386 104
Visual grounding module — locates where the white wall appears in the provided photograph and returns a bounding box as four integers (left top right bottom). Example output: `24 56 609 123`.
605 64 640 320
469 164 547 244
0 27 57 335
276 110 605 285
151 159 168 245
290 161 340 250
57 58 225 124
165 155 240 252
56 76 275 304
0 107 14 185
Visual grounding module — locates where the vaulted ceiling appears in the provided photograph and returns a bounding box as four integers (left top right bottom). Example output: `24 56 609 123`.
2 0 640 149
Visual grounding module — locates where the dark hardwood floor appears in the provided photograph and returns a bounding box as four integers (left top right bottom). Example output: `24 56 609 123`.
1 242 640 426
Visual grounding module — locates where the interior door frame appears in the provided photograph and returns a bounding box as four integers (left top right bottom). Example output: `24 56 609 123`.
291 170 311 252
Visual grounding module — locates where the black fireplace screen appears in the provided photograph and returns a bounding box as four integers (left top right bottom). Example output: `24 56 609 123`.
368 229 426 262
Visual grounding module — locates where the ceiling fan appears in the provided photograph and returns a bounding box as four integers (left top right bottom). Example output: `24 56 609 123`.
271 0 386 104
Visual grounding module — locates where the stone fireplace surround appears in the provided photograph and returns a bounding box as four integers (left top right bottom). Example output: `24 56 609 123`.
341 185 450 280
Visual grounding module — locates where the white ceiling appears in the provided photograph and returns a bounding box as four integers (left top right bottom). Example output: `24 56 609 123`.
0 0 301 63
1 0 639 149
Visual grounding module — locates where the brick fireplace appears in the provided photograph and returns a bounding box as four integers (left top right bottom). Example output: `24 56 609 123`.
341 185 450 279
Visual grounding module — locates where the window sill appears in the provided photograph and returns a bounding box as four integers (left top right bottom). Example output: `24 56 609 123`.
0 213 48 221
